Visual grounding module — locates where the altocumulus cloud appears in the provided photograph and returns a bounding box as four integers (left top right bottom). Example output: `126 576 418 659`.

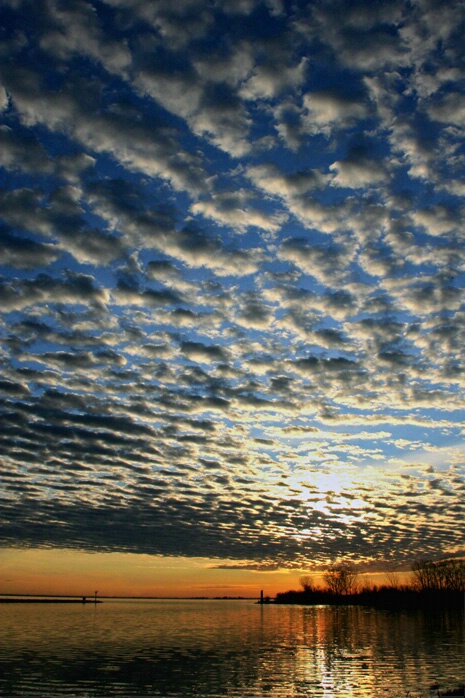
0 0 464 572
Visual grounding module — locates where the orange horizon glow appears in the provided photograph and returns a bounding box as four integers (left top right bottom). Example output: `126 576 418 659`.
0 547 414 599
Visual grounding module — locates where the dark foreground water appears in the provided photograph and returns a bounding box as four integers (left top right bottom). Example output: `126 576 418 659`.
0 599 463 697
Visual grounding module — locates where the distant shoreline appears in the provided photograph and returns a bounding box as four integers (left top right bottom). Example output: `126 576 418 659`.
0 598 102 604
0 594 255 601
0 594 254 603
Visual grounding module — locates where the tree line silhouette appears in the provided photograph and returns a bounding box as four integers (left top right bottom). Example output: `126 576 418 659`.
274 558 465 608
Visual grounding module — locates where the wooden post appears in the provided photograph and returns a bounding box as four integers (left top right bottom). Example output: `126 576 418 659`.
260 590 264 604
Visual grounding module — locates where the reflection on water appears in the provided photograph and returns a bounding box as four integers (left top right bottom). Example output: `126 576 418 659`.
0 599 463 697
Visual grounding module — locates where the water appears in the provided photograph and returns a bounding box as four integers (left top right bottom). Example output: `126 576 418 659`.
0 599 463 697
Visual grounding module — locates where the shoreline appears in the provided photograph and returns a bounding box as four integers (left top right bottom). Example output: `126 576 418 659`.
0 598 102 603
273 587 465 610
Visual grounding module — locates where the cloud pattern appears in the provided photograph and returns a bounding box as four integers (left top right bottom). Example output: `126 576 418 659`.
1 0 464 571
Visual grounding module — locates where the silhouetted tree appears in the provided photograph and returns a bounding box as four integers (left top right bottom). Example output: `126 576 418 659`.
323 564 358 595
299 575 315 592
412 558 465 592
385 571 400 588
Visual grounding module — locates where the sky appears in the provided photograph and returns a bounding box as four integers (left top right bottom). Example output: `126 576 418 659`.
1 0 465 598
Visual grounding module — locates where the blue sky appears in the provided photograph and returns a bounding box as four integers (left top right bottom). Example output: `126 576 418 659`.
1 0 464 577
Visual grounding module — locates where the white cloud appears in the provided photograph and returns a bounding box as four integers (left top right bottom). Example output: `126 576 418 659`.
429 92 465 128
39 0 131 73
302 91 368 134
241 56 308 100
0 86 8 111
412 205 463 237
330 156 388 188
191 189 286 233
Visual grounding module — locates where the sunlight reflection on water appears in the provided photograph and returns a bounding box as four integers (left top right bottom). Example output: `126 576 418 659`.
0 600 463 697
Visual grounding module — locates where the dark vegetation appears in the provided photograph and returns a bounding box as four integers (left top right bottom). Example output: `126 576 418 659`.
274 558 465 609
439 688 465 697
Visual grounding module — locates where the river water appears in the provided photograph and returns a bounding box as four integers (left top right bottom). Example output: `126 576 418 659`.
0 599 463 697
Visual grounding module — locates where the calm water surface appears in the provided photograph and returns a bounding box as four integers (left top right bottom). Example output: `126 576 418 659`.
0 599 463 697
